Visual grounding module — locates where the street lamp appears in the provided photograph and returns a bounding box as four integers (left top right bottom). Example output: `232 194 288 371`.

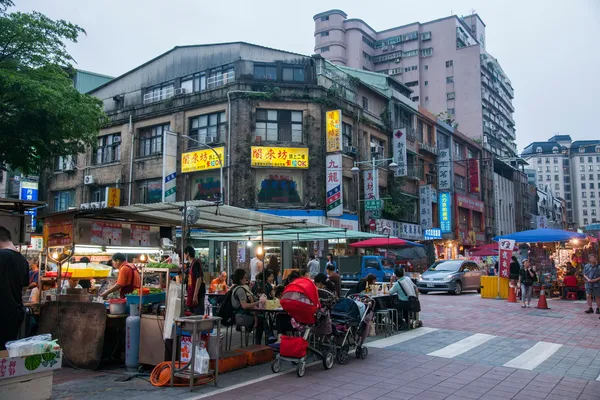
181 134 224 204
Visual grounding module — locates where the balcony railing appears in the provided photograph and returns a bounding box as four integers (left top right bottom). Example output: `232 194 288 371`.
418 141 438 155
407 165 425 181
207 71 235 89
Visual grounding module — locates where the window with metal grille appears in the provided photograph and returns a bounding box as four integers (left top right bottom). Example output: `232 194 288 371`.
139 124 169 157
255 109 303 142
93 134 121 165
189 112 226 144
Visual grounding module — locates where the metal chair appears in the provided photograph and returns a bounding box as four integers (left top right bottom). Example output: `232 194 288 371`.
375 310 392 337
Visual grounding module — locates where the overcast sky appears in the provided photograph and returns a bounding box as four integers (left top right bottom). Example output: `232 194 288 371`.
13 0 600 152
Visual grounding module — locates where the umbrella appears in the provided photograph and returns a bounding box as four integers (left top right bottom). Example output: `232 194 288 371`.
469 249 499 257
493 228 586 244
350 237 423 248
390 246 427 260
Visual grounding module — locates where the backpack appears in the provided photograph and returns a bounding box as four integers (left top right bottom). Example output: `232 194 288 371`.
218 286 242 326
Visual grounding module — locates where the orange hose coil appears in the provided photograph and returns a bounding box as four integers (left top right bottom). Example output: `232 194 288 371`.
150 362 214 387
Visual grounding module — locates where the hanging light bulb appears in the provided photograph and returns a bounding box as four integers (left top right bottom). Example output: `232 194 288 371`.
246 240 252 248
51 250 59 260
256 246 263 256
139 254 147 262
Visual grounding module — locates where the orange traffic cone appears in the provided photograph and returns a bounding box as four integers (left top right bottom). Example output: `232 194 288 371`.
536 288 550 309
507 286 517 303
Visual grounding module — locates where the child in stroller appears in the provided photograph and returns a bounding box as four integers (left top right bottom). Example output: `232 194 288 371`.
330 293 375 364
271 277 335 377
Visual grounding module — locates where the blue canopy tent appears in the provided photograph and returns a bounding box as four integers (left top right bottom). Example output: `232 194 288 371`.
493 228 586 243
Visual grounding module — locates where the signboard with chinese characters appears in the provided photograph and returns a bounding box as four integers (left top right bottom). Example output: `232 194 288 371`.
498 239 516 279
455 194 484 213
458 229 485 246
106 187 121 208
468 159 480 193
439 192 452 233
375 219 423 240
44 217 74 247
364 199 383 211
393 128 407 177
19 180 38 230
419 184 433 229
90 221 123 246
536 215 548 229
363 170 379 201
163 130 178 201
130 224 151 246
325 154 343 217
251 146 309 169
438 148 451 190
424 228 442 240
326 110 342 153
181 146 225 173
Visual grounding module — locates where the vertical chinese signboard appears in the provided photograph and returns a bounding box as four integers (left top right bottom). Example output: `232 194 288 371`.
498 239 515 279
393 128 407 177
106 187 121 207
468 158 480 193
438 148 451 190
419 184 433 229
325 154 343 216
439 192 452 233
326 110 342 153
19 180 38 230
363 170 379 201
162 130 178 202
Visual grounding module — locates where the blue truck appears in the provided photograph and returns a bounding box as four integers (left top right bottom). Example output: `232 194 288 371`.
338 255 396 283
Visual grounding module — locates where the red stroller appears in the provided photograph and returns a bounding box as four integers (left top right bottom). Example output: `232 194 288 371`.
271 278 334 377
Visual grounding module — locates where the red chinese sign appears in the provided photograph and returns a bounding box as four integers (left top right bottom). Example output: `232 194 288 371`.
455 194 484 213
468 159 480 193
498 239 516 279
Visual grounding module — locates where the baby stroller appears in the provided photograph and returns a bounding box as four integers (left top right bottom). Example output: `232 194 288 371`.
271 278 335 377
330 293 375 364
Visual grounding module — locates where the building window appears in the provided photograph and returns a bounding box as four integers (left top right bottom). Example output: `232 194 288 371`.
538 175 542 182
580 165 585 172
580 157 585 163
90 187 106 203
405 81 419 87
583 201 588 207
537 166 542 172
554 175 559 181
447 108 455 115
320 46 330 53
583 209 588 216
139 124 169 157
189 112 226 144
545 166 551 173
254 64 277 80
424 81 428 86
536 147 542 154
592 192 597 198
591 174 596 180
546 175 550 181
555 183 560 190
590 165 595 172
454 174 466 190
145 82 174 103
446 76 454 84
94 134 121 165
282 66 305 82
445 60 453 68
362 51 372 61
553 166 558 172
411 96 419 102
207 64 234 88
553 157 558 164
424 65 429 70
537 158 542 164
589 157 594 163
584 218 589 225
580 146 586 153
342 123 352 148
362 96 369 111
591 183 596 189
370 137 385 160
320 15 329 21
552 146 558 153
454 142 463 160
446 92 455 100
53 190 75 212
255 109 302 142
137 179 162 204
582 183 587 189
420 48 433 57
403 49 418 57
592 200 597 207
582 192 587 198
320 31 329 37
55 155 76 171
181 72 206 94
421 32 432 41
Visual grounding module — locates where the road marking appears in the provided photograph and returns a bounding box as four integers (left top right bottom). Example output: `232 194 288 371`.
367 327 438 348
427 333 496 358
503 342 562 370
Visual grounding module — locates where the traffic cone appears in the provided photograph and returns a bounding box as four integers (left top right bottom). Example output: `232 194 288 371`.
507 286 517 303
536 288 550 309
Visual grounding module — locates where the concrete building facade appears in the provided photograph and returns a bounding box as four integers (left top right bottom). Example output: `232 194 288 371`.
312 9 516 158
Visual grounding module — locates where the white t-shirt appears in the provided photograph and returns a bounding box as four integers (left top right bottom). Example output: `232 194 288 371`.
250 257 262 281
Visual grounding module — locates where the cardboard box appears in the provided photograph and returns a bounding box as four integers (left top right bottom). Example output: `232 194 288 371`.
0 350 62 380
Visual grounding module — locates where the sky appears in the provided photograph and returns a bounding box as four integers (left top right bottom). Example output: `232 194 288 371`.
13 0 600 152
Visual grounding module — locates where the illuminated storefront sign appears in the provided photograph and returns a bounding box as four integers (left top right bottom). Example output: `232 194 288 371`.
251 146 308 168
439 192 452 233
181 147 225 173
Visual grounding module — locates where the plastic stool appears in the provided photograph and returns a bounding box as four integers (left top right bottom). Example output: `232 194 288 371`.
566 291 577 300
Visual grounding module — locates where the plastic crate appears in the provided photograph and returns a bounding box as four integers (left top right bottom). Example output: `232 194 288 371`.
125 292 165 304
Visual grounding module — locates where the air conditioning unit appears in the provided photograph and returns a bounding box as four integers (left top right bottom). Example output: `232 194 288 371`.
84 175 95 185
90 202 101 209
100 201 107 208
344 146 358 156
62 155 74 172
174 87 187 95
205 136 217 144
80 203 90 210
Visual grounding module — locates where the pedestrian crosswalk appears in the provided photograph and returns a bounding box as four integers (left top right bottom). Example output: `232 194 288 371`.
366 328 600 381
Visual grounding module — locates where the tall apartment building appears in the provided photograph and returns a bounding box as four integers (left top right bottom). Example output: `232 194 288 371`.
313 9 516 158
522 135 600 229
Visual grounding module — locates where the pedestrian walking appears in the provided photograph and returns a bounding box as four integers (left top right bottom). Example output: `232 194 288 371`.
583 254 600 315
307 254 320 278
518 259 537 308
509 256 520 289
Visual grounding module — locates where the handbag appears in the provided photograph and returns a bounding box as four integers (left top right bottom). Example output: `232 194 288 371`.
396 280 421 313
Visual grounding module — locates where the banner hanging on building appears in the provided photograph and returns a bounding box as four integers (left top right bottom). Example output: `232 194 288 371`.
498 239 516 279
419 184 433 229
439 191 452 233
251 146 309 169
438 148 451 190
393 128 407 177
326 110 342 153
468 159 480 193
325 154 343 217
162 131 178 202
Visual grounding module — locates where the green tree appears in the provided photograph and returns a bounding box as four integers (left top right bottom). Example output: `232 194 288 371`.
0 0 105 174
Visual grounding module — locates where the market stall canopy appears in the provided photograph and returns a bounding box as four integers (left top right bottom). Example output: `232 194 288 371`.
350 237 424 248
493 228 586 243
0 198 46 213
471 243 517 252
469 249 499 257
67 200 385 240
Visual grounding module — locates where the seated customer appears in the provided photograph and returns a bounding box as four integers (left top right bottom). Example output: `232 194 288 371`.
563 272 578 298
389 267 419 327
230 269 261 343
282 270 300 286
209 271 229 292
252 269 275 299
356 274 377 294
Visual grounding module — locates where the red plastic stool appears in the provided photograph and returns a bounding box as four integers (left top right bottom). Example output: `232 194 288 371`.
566 292 577 300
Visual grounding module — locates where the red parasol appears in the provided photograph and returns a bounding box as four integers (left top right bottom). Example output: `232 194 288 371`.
350 237 408 248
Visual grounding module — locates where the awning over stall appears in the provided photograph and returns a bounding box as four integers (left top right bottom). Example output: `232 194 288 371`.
187 227 384 242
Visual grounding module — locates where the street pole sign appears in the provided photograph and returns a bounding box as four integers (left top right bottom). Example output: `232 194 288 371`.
364 199 383 211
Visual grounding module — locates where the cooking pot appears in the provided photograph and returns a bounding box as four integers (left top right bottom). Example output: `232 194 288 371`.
109 298 127 314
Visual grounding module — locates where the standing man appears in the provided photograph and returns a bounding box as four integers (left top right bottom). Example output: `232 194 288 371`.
184 246 205 315
100 253 141 299
518 259 537 308
28 256 39 289
307 254 320 278
326 263 341 297
0 226 29 350
583 253 600 314
249 251 263 282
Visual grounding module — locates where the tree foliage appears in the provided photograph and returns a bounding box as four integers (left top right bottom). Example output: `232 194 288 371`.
0 0 105 174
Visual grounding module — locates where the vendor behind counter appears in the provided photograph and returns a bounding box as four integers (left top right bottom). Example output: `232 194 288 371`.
100 253 140 299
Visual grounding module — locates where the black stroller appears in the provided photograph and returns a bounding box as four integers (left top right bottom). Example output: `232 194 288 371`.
330 294 375 364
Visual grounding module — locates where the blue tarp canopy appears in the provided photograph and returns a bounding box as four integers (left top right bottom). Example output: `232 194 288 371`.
493 228 586 243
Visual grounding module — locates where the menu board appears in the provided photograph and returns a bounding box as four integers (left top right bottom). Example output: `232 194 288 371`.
130 224 151 246
90 222 123 246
